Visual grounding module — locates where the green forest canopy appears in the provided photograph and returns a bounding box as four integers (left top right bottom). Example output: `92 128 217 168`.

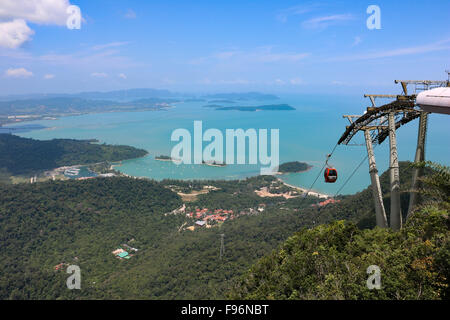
0 134 148 175
0 162 447 299
230 162 450 300
278 161 311 173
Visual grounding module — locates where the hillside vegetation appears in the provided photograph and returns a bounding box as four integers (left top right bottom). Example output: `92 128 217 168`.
0 161 443 299
0 178 183 299
278 161 311 173
230 162 449 300
0 134 148 176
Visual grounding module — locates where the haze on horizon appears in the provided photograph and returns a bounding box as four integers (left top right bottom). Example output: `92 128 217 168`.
0 0 449 96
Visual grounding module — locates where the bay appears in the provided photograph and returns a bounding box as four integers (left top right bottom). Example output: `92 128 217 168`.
11 94 450 195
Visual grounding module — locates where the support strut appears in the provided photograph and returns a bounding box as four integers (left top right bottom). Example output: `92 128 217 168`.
364 130 388 228
388 112 402 230
407 113 428 219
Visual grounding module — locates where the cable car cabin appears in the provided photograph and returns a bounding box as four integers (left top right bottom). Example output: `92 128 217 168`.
324 168 338 183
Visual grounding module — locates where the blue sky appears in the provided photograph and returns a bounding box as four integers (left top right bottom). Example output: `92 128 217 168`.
0 0 449 95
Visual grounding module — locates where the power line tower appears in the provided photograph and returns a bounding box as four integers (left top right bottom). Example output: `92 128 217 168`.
219 234 225 260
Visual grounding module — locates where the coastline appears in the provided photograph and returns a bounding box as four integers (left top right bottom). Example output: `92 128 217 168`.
2 106 174 127
276 177 330 199
114 156 330 198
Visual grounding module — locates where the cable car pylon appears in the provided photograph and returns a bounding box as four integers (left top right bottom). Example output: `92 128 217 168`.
338 75 449 229
341 113 388 228
407 112 428 219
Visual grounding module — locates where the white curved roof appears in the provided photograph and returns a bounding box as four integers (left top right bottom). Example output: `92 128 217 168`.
416 87 450 115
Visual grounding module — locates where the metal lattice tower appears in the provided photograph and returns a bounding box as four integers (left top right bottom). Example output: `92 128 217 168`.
339 76 448 229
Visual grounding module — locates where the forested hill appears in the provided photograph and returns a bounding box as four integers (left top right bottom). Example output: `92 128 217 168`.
0 134 148 175
230 162 450 300
0 177 183 299
0 161 443 299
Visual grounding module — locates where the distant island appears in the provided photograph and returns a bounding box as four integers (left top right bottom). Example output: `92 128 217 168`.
208 99 235 104
202 104 224 108
155 155 226 167
202 92 279 101
155 155 179 162
202 160 226 167
0 89 283 125
211 104 296 112
278 161 312 174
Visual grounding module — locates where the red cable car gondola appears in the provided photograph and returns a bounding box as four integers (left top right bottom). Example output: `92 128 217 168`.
324 168 338 183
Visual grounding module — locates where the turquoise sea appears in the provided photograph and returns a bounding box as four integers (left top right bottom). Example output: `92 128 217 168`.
9 94 450 195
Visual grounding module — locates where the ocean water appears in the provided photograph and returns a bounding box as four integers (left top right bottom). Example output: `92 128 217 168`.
10 94 450 195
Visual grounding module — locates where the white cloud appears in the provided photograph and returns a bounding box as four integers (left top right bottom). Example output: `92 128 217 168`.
330 38 450 61
91 72 108 78
190 48 310 66
0 0 72 25
92 42 129 51
4 67 33 78
43 73 55 79
290 77 304 85
124 9 136 19
302 14 354 29
0 45 141 70
0 19 34 49
118 73 127 79
276 4 318 23
0 0 79 48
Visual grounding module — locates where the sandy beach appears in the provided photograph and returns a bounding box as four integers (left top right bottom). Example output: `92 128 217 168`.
276 178 330 199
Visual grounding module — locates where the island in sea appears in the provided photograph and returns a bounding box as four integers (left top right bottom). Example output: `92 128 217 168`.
0 89 281 126
201 92 279 101
155 155 176 161
207 99 235 104
155 155 226 167
207 104 296 112
202 160 226 167
277 161 312 174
